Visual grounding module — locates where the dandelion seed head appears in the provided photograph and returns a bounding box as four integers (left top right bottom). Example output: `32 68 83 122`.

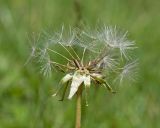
99 55 118 71
27 24 138 100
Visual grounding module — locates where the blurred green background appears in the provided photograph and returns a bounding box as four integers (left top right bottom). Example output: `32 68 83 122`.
0 0 160 128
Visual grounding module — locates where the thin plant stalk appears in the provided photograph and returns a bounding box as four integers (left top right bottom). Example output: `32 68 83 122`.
74 0 82 127
75 85 82 128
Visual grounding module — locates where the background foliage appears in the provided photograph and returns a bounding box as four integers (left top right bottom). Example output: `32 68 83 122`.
0 0 160 128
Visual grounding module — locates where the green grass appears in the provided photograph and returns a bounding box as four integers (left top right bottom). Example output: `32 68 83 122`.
0 0 160 127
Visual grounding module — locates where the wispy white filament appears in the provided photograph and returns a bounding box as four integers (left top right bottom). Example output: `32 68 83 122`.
118 60 138 84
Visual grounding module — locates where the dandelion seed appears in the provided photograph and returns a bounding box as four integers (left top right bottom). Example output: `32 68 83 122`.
24 33 41 65
81 26 99 40
24 45 37 65
99 55 118 71
99 26 137 59
40 57 52 77
62 27 77 46
117 60 138 84
38 43 49 62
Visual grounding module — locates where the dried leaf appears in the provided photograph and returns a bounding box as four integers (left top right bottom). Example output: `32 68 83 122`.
84 75 91 88
68 72 84 99
61 74 73 84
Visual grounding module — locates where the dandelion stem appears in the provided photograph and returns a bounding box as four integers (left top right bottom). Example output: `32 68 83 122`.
47 48 71 62
75 85 82 128
74 0 82 127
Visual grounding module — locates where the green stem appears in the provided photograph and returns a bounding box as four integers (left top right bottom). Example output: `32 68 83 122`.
75 85 82 128
74 0 82 128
